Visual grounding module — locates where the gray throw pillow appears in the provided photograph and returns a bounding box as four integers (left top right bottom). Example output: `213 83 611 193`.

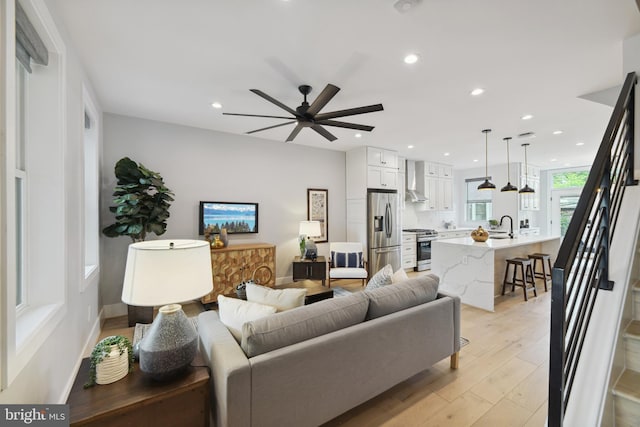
365 264 393 290
366 273 440 320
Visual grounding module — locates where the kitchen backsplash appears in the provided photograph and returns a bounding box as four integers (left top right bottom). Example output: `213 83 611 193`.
403 205 456 230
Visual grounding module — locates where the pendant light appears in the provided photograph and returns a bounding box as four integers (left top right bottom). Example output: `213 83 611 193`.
477 129 496 190
500 137 518 192
519 142 535 193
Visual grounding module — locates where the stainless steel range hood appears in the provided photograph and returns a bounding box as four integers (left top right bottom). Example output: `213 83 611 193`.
405 160 427 202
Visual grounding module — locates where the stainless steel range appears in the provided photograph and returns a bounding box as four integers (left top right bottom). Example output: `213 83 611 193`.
403 229 439 271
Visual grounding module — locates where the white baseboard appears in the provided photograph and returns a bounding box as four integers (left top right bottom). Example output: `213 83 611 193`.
59 308 103 403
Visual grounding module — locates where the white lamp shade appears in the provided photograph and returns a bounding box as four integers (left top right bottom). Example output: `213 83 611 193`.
122 239 213 306
299 220 321 237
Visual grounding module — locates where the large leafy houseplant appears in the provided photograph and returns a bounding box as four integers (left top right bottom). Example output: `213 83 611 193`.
103 157 174 242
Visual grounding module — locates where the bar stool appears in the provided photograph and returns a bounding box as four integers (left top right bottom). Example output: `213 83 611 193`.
528 253 552 292
502 257 537 301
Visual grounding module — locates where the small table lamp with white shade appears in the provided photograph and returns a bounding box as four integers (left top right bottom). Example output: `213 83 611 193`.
121 239 213 380
299 220 322 260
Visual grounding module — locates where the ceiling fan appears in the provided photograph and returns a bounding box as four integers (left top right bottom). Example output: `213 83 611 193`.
223 84 384 142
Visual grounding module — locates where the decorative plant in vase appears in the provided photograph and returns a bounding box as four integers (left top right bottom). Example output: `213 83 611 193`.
85 335 134 388
102 157 174 242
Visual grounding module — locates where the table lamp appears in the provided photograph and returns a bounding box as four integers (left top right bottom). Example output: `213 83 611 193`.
299 220 322 260
122 239 213 380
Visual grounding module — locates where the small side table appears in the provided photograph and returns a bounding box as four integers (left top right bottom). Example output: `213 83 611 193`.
68 345 210 427
293 255 327 286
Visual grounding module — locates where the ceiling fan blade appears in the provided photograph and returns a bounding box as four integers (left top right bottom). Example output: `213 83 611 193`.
223 112 295 120
316 120 374 132
306 84 340 116
250 89 300 117
246 121 297 135
286 124 304 142
311 125 337 142
314 104 384 121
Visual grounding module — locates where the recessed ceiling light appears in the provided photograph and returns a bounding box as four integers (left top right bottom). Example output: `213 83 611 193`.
553 130 563 135
564 163 571 167
551 158 557 162
521 114 534 120
211 102 222 109
404 53 419 64
408 145 414 149
470 88 484 96
473 159 479 162
355 133 362 138
444 152 450 156
576 142 584 146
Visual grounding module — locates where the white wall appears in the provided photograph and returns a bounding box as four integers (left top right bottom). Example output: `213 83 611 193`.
101 114 346 308
0 0 101 403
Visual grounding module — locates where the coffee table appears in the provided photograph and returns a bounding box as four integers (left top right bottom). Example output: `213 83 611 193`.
304 287 334 304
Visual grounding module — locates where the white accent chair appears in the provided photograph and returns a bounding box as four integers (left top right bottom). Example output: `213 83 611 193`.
328 242 368 287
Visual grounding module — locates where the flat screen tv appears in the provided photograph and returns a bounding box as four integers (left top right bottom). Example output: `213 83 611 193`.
199 201 259 235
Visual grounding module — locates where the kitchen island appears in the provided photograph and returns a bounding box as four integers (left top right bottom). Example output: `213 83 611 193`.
431 234 561 311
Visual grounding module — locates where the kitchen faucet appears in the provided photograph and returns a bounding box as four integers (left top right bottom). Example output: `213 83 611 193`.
500 215 514 239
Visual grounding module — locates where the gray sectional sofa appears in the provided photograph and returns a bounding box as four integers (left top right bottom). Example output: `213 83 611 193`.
198 274 461 427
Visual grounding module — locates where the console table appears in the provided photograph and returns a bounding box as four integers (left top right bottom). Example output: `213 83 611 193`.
202 243 276 304
68 346 209 427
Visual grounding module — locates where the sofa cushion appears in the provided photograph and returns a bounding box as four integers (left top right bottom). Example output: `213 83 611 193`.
365 264 393 290
217 295 277 342
366 274 440 320
241 291 369 357
245 283 307 312
391 267 409 284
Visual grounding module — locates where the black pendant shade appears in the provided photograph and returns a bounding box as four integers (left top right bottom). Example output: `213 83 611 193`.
478 129 495 191
519 142 535 194
501 137 518 192
479 179 497 190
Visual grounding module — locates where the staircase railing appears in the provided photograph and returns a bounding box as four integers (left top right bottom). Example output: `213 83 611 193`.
548 71 637 426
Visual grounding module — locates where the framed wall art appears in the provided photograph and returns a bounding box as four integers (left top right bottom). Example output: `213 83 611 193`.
307 188 328 243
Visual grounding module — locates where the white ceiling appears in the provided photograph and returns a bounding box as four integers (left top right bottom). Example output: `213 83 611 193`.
46 0 640 170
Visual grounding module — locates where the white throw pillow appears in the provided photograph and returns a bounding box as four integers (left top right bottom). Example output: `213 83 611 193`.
217 295 277 342
365 264 393 290
245 283 307 312
391 267 410 284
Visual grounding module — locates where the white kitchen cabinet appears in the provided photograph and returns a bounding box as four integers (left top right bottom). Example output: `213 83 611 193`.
368 166 397 190
402 233 417 269
438 165 453 178
422 175 453 211
438 178 453 210
367 147 398 169
347 146 399 198
426 162 439 177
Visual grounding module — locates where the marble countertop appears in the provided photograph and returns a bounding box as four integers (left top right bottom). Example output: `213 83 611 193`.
433 234 560 249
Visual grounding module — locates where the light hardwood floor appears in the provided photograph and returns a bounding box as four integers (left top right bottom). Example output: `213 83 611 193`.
98 272 551 427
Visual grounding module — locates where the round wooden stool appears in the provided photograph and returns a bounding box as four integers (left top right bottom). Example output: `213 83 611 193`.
502 257 537 301
528 253 552 292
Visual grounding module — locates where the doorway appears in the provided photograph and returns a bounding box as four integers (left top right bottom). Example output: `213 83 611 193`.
551 189 581 238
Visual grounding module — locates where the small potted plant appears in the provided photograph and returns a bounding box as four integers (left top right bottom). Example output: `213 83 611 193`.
488 219 499 230
85 335 134 388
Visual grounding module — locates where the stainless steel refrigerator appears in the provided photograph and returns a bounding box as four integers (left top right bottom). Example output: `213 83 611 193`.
367 189 401 275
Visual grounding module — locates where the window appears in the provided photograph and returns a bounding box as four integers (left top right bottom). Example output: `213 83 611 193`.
552 170 589 189
466 177 493 222
15 59 27 308
83 90 100 285
2 0 67 388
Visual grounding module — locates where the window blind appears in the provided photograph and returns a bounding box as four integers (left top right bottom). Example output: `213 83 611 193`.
15 1 48 72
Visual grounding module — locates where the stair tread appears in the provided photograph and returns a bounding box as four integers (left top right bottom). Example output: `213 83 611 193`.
613 369 640 403
625 320 640 339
